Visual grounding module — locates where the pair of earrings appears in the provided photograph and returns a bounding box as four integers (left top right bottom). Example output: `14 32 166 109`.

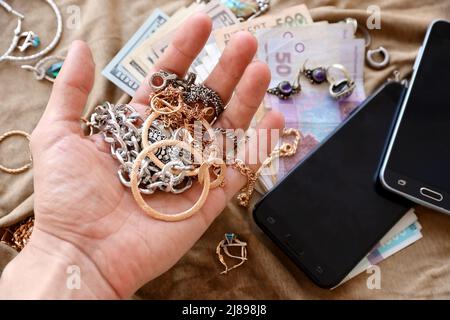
267 60 355 101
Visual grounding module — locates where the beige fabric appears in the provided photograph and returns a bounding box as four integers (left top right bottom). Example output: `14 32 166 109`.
1 0 450 299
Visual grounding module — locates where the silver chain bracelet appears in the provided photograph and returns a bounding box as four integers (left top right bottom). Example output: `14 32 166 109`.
86 102 195 195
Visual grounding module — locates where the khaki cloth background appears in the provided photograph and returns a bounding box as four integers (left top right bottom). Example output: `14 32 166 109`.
1 0 450 299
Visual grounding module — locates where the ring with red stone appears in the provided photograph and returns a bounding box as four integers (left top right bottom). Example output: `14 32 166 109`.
148 71 179 92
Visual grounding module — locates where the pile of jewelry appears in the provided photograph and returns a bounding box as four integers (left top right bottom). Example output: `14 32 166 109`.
88 70 301 222
88 71 227 222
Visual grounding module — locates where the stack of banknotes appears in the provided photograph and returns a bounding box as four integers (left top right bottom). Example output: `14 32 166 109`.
102 1 422 286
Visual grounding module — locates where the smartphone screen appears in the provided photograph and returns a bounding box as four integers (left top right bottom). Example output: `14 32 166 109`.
381 20 450 213
254 82 410 288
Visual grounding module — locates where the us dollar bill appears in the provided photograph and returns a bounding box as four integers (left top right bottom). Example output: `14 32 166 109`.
121 2 204 83
152 0 239 81
127 0 239 83
101 9 169 96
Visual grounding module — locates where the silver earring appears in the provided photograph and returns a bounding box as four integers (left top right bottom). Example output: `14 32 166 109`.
367 46 390 69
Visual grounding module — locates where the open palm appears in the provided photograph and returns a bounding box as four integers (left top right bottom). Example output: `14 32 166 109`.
28 14 284 299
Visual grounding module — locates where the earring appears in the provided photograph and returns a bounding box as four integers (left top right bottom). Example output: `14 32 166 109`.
267 67 302 100
21 55 65 83
326 64 356 101
302 59 327 84
267 80 301 100
366 46 390 70
216 233 248 275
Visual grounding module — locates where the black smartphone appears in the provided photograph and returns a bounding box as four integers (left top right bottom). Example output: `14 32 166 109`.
253 82 410 288
380 20 450 214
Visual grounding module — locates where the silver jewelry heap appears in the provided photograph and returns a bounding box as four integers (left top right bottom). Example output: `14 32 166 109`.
87 103 194 195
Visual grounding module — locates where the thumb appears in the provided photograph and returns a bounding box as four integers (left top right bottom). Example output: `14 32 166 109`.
42 40 95 125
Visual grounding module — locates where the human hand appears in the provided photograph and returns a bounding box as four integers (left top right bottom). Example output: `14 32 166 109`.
0 13 284 299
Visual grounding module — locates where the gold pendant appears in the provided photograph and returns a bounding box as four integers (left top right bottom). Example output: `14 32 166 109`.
216 233 248 274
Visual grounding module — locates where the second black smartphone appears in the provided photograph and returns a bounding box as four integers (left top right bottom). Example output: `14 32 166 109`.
381 20 450 214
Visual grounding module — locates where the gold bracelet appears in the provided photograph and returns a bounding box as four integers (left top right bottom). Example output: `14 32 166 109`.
0 130 33 174
233 128 302 207
130 139 212 222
